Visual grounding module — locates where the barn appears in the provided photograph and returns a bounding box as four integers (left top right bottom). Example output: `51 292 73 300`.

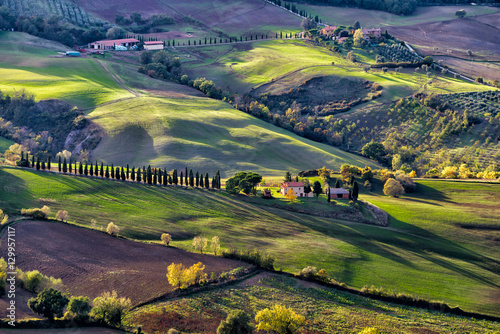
88 38 140 50
329 188 350 199
144 41 164 51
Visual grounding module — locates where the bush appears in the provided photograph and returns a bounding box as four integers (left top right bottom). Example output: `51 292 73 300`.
90 290 131 327
358 328 381 334
65 296 91 322
217 309 253 334
222 248 274 270
255 304 305 334
161 233 172 246
396 174 416 192
299 266 317 279
28 288 69 322
21 205 50 219
383 178 404 197
107 222 120 236
56 210 69 222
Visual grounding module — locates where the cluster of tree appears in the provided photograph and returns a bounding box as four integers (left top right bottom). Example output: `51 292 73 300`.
138 50 182 81
166 262 207 289
192 235 221 255
425 165 500 180
286 0 417 15
115 12 174 34
222 248 275 270
381 170 417 197
0 7 107 46
225 172 263 195
0 91 86 158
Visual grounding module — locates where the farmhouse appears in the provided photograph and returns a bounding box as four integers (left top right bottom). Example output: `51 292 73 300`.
280 182 313 198
144 41 164 51
329 188 350 199
320 26 337 36
88 38 140 50
362 28 382 40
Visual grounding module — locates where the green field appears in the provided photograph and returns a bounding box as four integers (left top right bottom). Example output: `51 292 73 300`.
183 39 493 99
0 32 133 109
0 137 15 154
1 167 499 316
125 275 500 333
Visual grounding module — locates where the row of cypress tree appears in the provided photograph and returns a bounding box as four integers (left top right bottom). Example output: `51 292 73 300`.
18 152 222 190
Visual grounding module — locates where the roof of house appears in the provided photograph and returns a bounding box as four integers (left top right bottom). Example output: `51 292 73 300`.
330 188 350 194
321 26 337 32
281 182 304 188
144 41 164 45
92 38 140 47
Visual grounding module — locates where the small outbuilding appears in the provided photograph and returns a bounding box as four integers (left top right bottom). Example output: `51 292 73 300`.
65 51 81 57
144 41 164 51
329 188 350 199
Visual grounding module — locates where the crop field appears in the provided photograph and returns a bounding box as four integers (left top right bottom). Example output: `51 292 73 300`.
182 39 492 100
0 32 133 108
125 274 500 333
87 94 379 175
1 167 499 316
294 4 499 28
0 220 247 305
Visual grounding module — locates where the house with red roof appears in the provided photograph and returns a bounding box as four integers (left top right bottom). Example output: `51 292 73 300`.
144 41 164 51
88 38 140 50
281 182 313 198
320 25 337 36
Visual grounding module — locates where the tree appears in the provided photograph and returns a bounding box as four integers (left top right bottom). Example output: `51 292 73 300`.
107 222 120 236
335 179 341 188
352 181 359 201
423 56 433 65
383 178 404 197
217 309 253 334
65 296 91 322
361 167 373 181
285 188 297 202
166 263 185 289
0 209 8 225
313 181 322 202
211 236 220 255
193 236 208 254
90 290 131 327
180 171 184 186
353 20 361 30
303 178 311 197
284 171 292 182
205 173 210 189
361 141 386 161
28 288 69 322
196 171 200 187
300 17 316 31
455 9 466 18
189 169 194 187
255 304 305 334
353 29 364 48
63 157 67 173
136 168 141 182
161 233 172 246
106 26 125 40
347 51 356 62
58 156 61 172
56 210 69 222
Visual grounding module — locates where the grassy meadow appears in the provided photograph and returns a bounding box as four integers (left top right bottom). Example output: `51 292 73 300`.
0 137 15 153
1 167 499 316
0 32 133 109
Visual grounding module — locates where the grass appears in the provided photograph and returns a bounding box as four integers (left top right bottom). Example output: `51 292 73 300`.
0 137 15 153
0 32 133 108
124 275 500 333
1 167 499 316
297 4 500 27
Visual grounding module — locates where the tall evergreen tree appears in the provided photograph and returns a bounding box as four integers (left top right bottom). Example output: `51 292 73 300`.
185 167 188 185
84 163 88 176
180 171 184 186
131 166 136 181
126 164 130 180
142 167 146 183
189 169 194 187
105 165 110 178
200 174 204 188
168 175 172 184
163 169 168 186
196 171 199 187
205 173 209 189
211 176 215 188
153 168 157 185
216 170 221 189
95 161 99 176
136 168 142 182
31 155 35 168
36 157 40 170
100 162 104 177
58 156 62 172
63 158 67 173
48 157 51 171
335 179 341 188
147 165 152 184
89 162 94 176
111 164 115 179
41 159 46 170
79 162 83 175
121 167 126 181
173 169 178 185
68 159 72 173
352 181 359 201
115 167 120 180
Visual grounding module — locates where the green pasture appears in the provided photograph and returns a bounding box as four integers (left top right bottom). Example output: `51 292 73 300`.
297 4 499 28
0 32 133 108
0 137 15 153
125 276 500 333
1 167 499 316
87 95 379 176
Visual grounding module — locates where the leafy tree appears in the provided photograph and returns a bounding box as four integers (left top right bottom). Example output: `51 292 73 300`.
285 188 297 202
28 288 69 322
0 209 8 225
217 309 253 334
353 20 361 29
361 167 373 181
193 236 208 253
56 210 69 222
423 56 433 65
211 236 221 255
313 181 322 202
90 290 131 327
455 9 466 18
353 29 364 48
361 141 386 161
106 26 125 40
255 304 305 334
300 17 317 31
358 327 381 334
347 51 356 62
107 222 120 236
166 263 185 289
226 172 262 194
161 233 172 246
383 178 404 197
65 296 91 322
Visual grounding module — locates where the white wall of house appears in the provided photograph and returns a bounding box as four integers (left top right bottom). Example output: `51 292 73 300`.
144 44 164 51
281 186 313 197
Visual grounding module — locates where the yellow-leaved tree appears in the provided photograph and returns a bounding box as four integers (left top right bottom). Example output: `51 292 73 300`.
0 210 8 225
167 262 207 289
255 304 305 334
285 188 297 202
166 263 186 289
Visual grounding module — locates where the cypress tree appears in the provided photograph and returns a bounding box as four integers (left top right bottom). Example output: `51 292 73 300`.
84 163 88 176
196 171 199 187
147 165 152 184
41 159 46 170
352 181 359 201
100 162 104 177
189 169 194 187
31 155 35 168
95 161 99 176
137 168 142 182
185 167 188 185
131 166 136 181
48 157 51 171
115 167 120 180
36 157 40 170
105 166 110 178
63 158 67 173
205 173 209 189
142 167 146 183
163 169 168 186
173 169 178 185
126 164 130 180
211 176 215 188
79 162 83 175
153 169 157 185
327 188 331 202
199 174 204 188
121 167 126 181
69 159 72 174
89 162 94 176
168 175 173 184
180 171 184 186
217 170 221 189
21 151 24 162
335 179 341 188
58 156 62 172
110 164 115 178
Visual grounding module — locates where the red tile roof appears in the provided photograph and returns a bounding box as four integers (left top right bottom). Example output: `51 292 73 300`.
144 41 164 45
281 182 303 188
93 38 140 47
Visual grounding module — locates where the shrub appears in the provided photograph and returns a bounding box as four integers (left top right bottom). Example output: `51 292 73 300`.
107 222 120 236
161 233 172 246
299 266 317 279
383 178 404 197
166 262 207 289
65 296 91 322
255 304 305 334
0 210 8 225
358 328 381 334
222 248 275 270
21 270 63 294
90 290 131 327
167 329 180 334
217 309 253 334
21 205 50 219
28 288 69 322
396 174 416 193
56 210 69 222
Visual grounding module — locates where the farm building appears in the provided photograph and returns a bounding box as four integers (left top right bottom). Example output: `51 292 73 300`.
65 51 80 57
320 26 337 36
144 41 164 51
280 182 313 198
88 38 140 50
362 28 382 40
329 188 350 199
263 189 272 198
